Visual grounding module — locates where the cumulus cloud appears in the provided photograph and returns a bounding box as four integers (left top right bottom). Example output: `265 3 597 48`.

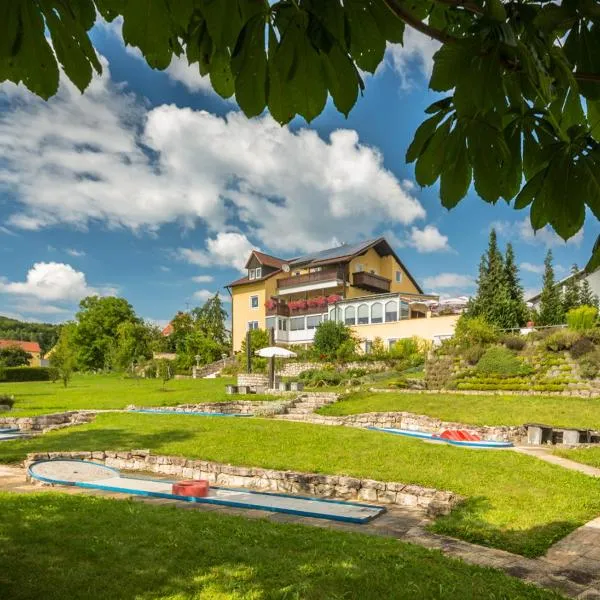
179 232 256 272
422 273 475 290
386 29 440 89
191 275 214 283
520 262 544 275
193 289 230 302
0 61 427 254
0 262 115 302
407 225 451 253
490 219 584 248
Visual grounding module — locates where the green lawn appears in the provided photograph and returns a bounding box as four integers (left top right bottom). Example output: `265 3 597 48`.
319 391 600 429
1 374 277 416
0 493 562 600
2 413 600 557
554 446 600 469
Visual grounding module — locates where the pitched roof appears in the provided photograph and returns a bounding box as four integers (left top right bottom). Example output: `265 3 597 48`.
244 250 285 270
227 269 282 288
161 323 174 336
0 339 41 353
287 239 379 267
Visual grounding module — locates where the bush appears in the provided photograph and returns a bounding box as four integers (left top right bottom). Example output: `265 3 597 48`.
0 394 15 408
544 330 581 352
578 350 600 379
570 337 595 359
0 366 57 382
464 344 485 365
454 316 499 346
584 328 600 345
502 335 526 351
476 346 531 378
298 368 343 387
336 339 358 362
566 305 598 331
312 321 356 361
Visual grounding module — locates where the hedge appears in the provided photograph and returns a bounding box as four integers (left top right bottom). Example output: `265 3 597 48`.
0 366 57 382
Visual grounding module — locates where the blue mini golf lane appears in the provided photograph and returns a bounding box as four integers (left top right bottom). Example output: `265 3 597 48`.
28 459 385 524
129 409 252 417
367 426 514 449
0 428 29 441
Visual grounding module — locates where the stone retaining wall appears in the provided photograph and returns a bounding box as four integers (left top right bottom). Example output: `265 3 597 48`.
1 411 94 432
128 400 296 417
277 361 389 377
371 387 600 398
236 373 280 388
26 450 462 516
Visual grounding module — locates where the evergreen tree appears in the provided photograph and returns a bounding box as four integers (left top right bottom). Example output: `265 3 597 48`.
562 264 581 314
504 243 527 327
538 250 564 325
579 278 600 309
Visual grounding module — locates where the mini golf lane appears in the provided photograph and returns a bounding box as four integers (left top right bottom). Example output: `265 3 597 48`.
0 428 29 441
28 459 385 524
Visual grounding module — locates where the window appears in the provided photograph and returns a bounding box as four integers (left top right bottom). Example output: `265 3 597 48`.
290 316 305 331
344 306 356 325
357 304 369 324
250 295 259 309
265 317 276 331
400 300 410 319
396 270 403 283
247 321 259 331
371 302 383 323
385 300 398 322
255 267 262 278
388 339 397 350
355 263 364 272
307 315 321 329
365 340 373 354
249 269 256 280
278 319 287 331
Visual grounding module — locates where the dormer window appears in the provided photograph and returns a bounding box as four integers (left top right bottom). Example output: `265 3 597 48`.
248 267 262 280
249 269 255 280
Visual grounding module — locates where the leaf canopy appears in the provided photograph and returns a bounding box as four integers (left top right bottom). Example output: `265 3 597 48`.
1 0 600 270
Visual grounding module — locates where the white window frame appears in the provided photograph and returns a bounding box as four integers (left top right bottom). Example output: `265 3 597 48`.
255 267 262 278
250 295 259 309
396 270 403 283
247 321 259 331
249 268 256 280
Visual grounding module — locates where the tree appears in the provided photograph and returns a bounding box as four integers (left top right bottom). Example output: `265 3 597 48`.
562 264 582 314
156 359 172 390
3 1 599 269
538 250 564 326
49 323 78 387
192 293 229 348
0 345 32 367
111 320 157 373
503 243 528 328
579 278 600 309
312 321 356 360
0 315 60 354
74 296 139 371
238 328 270 372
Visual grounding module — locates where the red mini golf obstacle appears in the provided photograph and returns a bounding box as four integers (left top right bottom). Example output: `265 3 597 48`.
438 430 482 442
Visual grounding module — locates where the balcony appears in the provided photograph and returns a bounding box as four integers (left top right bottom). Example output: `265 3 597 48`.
352 271 391 293
277 267 345 293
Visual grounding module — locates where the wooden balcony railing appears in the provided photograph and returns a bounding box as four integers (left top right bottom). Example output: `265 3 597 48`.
352 271 391 293
277 267 345 290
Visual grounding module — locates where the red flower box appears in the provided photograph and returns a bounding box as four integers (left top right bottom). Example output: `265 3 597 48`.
326 294 342 304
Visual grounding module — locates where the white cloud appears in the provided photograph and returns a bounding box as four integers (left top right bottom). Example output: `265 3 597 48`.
0 61 426 254
159 266 171 272
407 225 451 253
386 29 440 89
520 262 544 274
164 55 216 94
179 232 256 272
191 275 214 283
0 262 115 302
490 219 584 248
193 289 230 302
66 248 86 257
0 226 17 236
422 273 475 290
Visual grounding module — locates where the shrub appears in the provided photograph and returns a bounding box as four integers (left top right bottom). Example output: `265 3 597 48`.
544 330 580 352
464 344 485 365
336 339 358 362
570 337 595 359
0 366 57 382
584 328 600 345
454 316 499 346
566 305 598 331
298 368 343 387
502 335 526 351
312 321 356 361
578 350 600 379
0 394 15 408
476 346 531 378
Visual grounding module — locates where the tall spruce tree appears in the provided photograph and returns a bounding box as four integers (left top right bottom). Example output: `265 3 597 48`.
504 243 527 328
562 264 581 314
467 229 512 328
538 250 564 325
579 278 600 309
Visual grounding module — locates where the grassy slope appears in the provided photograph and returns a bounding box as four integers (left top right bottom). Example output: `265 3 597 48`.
319 391 600 429
2 413 599 557
1 374 277 416
0 493 562 600
554 447 600 469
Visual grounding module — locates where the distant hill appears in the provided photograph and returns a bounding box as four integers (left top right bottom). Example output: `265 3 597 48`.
0 316 61 355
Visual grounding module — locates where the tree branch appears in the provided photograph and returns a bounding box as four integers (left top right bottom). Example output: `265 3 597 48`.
433 0 484 16
382 0 455 43
574 72 600 83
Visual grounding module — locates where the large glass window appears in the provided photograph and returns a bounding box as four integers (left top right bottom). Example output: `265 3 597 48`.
265 317 276 331
278 319 287 331
357 304 369 324
344 306 356 325
400 301 410 319
307 315 321 329
385 301 398 322
371 302 383 323
290 317 305 331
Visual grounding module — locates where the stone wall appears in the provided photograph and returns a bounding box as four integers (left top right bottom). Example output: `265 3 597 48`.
1 410 94 432
371 386 600 398
26 450 462 516
236 373 279 388
128 400 296 417
277 361 389 377
280 410 525 442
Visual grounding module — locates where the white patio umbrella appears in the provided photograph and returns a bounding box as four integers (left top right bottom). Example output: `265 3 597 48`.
255 347 297 388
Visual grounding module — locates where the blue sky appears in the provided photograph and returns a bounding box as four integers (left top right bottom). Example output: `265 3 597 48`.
0 22 596 325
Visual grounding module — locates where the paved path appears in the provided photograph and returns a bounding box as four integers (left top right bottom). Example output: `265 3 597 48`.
513 446 600 478
2 464 599 598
